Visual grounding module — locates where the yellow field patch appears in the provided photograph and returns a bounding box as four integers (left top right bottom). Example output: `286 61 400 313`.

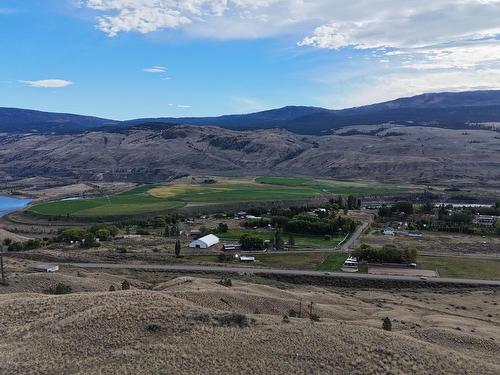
149 184 231 199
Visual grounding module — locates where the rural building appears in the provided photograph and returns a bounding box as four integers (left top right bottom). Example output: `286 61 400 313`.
407 231 423 237
190 229 202 236
189 234 220 249
473 215 497 226
246 215 262 220
223 243 241 251
31 264 59 273
383 227 396 236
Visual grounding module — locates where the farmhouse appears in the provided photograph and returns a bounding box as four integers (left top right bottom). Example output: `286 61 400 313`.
189 234 220 249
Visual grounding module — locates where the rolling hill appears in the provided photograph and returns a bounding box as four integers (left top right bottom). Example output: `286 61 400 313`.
2 90 500 135
0 107 118 134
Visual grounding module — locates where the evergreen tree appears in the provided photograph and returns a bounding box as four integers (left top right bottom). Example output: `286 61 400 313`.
274 229 284 249
175 239 181 258
382 317 392 331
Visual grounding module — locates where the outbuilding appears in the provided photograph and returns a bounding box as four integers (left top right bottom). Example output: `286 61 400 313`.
223 243 241 251
31 264 59 273
383 227 396 236
189 234 220 249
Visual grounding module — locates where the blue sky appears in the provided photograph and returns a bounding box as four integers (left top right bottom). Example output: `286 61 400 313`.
1 0 500 119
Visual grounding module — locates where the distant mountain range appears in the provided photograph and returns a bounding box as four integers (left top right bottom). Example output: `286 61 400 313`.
3 90 500 135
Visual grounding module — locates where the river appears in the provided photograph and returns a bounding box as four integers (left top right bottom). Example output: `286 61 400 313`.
0 195 32 217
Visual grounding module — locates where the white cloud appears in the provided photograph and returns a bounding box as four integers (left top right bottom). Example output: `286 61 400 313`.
330 68 500 108
19 79 74 88
82 1 500 44
144 65 167 73
80 0 500 103
168 103 191 108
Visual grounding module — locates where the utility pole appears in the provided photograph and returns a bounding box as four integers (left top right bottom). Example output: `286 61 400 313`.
0 252 6 286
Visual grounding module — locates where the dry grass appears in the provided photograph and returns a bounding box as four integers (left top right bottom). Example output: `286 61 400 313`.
0 272 499 374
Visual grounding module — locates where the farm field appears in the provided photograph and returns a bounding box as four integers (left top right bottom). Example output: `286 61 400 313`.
27 176 408 219
317 254 349 271
419 256 500 280
27 185 184 218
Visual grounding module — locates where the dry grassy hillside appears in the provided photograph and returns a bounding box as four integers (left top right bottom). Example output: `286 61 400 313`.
1 125 500 185
0 271 499 374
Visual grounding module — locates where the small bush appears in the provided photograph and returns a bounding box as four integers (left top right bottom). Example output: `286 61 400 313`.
289 309 298 318
217 253 232 262
382 317 392 331
109 285 116 291
282 315 290 323
219 276 232 287
145 323 162 333
121 279 131 290
309 314 320 322
214 312 249 328
48 283 72 295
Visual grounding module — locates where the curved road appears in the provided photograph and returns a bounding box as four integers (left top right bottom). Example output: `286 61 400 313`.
61 262 500 287
340 221 369 253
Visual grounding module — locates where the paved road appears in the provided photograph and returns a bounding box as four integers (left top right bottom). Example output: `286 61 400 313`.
61 262 500 286
340 221 369 253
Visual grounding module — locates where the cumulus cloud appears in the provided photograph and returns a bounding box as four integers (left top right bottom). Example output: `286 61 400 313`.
82 1 500 44
19 79 74 88
144 66 167 73
80 0 500 102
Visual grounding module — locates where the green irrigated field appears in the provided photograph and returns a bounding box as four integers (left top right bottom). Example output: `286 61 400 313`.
419 256 500 280
28 186 185 218
255 176 404 195
317 254 348 271
27 176 408 219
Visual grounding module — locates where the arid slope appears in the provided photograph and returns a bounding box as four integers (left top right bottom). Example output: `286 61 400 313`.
1 125 500 185
0 274 499 374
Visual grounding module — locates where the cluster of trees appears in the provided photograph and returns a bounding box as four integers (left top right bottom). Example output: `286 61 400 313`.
284 215 357 236
329 195 362 211
239 235 265 251
379 201 499 235
474 202 500 216
162 224 180 237
353 244 417 264
3 238 45 252
238 230 295 251
378 202 414 217
56 224 119 248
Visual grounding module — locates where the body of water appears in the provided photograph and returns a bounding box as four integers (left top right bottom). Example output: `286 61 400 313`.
0 195 32 217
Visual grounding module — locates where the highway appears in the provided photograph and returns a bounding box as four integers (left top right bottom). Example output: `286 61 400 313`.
61 262 500 287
